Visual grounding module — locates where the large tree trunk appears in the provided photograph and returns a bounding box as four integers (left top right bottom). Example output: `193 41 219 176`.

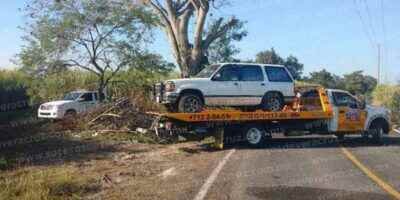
98 78 106 102
148 0 240 77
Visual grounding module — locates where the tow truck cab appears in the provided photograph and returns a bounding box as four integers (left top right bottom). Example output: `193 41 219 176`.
325 89 390 134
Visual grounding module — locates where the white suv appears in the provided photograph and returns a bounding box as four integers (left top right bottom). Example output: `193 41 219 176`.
153 63 295 112
38 90 100 119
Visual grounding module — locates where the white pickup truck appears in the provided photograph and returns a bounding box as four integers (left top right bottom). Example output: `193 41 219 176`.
38 90 100 119
154 63 295 113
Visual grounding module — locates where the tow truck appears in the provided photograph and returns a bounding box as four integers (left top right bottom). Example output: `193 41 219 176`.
150 86 391 149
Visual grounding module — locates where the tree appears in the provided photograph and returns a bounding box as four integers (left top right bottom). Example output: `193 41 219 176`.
343 70 377 95
145 0 246 77
206 19 247 63
284 55 304 80
305 69 345 89
255 48 304 80
372 85 400 124
255 48 284 65
19 0 156 101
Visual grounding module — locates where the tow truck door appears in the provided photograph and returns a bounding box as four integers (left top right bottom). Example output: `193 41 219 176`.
330 91 367 132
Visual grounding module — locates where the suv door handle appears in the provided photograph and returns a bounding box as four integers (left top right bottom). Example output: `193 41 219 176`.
233 82 238 86
339 110 345 114
261 83 265 86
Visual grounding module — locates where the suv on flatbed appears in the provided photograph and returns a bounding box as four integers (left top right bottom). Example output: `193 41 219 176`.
153 63 295 113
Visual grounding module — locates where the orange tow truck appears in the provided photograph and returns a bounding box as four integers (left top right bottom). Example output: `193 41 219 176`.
150 86 391 149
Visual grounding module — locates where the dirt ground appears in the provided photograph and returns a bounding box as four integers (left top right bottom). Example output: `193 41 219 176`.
0 120 227 200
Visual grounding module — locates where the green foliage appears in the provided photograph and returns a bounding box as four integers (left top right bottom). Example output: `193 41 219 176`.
26 70 98 103
305 69 377 97
19 0 157 101
372 85 400 124
0 70 30 114
343 70 377 95
304 69 345 89
206 19 247 64
255 48 304 80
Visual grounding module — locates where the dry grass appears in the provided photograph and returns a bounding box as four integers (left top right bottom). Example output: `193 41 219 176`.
0 166 100 200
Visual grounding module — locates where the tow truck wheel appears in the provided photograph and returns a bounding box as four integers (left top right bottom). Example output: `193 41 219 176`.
335 134 345 141
244 125 265 147
370 123 384 143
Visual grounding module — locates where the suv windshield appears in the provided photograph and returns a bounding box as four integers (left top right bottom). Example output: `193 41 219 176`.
195 64 221 78
63 92 82 101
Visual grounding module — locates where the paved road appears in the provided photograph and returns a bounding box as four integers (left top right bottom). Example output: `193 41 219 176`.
192 134 400 200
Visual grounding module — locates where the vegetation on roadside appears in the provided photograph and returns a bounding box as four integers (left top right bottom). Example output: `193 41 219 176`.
372 85 400 124
0 166 100 200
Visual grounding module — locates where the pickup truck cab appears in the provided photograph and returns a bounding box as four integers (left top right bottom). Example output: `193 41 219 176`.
38 90 100 119
154 63 295 113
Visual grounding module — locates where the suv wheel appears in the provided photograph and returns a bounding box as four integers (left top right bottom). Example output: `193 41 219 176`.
261 93 284 112
64 110 77 118
178 93 203 113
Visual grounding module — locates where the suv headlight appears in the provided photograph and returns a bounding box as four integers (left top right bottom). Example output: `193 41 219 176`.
40 105 54 110
165 81 176 92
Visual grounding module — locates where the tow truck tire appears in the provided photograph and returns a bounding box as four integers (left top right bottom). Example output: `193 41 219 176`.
243 125 265 147
178 93 204 113
370 123 384 143
335 134 345 141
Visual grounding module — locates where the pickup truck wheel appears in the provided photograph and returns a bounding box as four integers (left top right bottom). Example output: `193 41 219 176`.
244 125 265 147
261 93 284 112
64 110 77 118
178 94 203 113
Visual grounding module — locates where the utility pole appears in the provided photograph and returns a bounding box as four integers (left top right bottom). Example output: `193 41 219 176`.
377 43 381 85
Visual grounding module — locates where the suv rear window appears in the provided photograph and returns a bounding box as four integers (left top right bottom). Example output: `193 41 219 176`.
265 66 292 82
239 65 264 81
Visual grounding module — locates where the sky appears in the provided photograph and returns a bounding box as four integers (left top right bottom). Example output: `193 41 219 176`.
0 0 399 83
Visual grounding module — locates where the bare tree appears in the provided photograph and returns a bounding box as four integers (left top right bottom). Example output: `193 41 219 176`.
145 0 243 77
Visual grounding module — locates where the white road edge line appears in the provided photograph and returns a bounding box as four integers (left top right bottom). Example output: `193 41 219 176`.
394 129 400 134
193 149 236 200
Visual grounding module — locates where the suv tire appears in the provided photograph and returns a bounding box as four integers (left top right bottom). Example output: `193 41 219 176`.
178 93 203 113
261 92 284 112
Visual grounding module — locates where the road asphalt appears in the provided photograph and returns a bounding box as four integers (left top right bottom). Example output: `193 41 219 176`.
187 134 400 200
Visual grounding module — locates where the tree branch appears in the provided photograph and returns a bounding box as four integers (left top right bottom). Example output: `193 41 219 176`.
203 17 239 49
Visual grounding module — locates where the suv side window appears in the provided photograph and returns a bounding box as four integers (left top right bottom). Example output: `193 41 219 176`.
81 93 93 102
212 65 240 81
239 65 264 81
265 66 292 82
332 92 358 108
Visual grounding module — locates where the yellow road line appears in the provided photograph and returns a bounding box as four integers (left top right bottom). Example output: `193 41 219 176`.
341 147 400 199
